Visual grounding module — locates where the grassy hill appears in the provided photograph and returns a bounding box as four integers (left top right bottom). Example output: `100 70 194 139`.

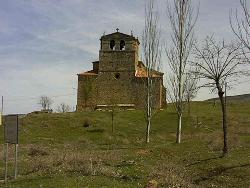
0 101 249 187
207 93 250 102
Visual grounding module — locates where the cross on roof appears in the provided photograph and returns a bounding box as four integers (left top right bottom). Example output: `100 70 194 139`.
116 28 119 32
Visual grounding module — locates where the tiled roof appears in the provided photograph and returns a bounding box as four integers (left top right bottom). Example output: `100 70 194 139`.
135 61 163 77
78 69 98 76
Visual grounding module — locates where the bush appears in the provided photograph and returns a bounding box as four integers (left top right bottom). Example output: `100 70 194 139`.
83 118 91 127
28 147 49 157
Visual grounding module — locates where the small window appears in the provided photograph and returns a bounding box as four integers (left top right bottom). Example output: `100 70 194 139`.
114 73 120 79
110 40 115 50
120 40 125 50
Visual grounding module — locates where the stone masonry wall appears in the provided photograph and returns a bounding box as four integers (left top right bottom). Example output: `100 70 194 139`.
132 77 165 109
77 75 97 111
96 49 137 106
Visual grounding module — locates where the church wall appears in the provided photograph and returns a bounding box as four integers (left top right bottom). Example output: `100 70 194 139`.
132 77 165 109
77 75 97 111
99 51 136 72
96 44 137 105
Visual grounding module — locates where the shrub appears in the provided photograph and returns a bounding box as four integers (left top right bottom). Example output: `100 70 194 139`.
83 118 91 127
28 147 49 157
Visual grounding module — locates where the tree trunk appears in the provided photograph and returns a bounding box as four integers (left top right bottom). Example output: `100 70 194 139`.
176 113 182 143
217 86 228 155
111 111 114 133
188 98 191 116
176 1 184 144
146 116 151 143
146 73 151 143
84 99 87 112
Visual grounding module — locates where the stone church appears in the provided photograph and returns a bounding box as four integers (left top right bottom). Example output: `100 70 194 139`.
77 30 166 111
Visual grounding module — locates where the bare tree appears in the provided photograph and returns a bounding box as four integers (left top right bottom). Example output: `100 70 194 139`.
109 97 118 134
38 95 53 111
192 36 248 155
166 0 199 143
142 0 162 143
230 0 250 52
184 69 200 115
57 103 71 113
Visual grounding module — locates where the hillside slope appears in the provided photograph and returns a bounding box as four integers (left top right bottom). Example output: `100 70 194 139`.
0 102 249 187
206 93 250 102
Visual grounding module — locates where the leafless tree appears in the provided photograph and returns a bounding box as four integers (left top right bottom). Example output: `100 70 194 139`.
108 97 118 134
184 69 200 115
57 103 71 113
230 0 250 52
192 36 248 155
142 0 162 143
38 95 53 111
166 0 199 143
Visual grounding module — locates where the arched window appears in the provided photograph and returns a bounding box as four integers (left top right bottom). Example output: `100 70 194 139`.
120 40 125 50
110 40 115 50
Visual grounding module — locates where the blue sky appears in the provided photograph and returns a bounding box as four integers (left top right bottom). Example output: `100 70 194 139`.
0 0 249 114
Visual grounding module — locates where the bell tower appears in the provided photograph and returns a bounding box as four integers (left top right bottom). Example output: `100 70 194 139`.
96 29 140 106
99 29 139 73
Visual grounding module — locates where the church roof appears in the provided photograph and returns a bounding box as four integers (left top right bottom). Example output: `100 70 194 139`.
100 30 139 44
78 69 98 76
135 61 164 78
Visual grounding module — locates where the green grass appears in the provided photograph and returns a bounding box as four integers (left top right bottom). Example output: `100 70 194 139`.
0 101 249 187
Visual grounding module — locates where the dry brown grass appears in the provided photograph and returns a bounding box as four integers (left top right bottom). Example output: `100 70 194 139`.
150 163 198 188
